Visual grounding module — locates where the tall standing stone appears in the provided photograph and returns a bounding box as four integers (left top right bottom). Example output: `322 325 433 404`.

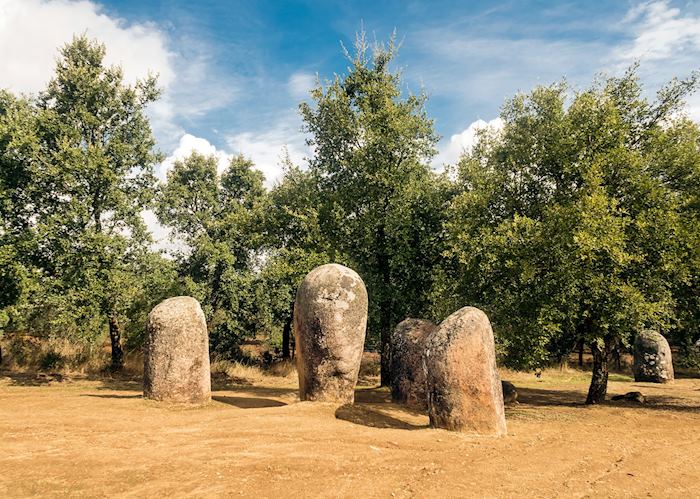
633 330 674 383
294 264 368 404
144 296 211 404
389 318 436 406
423 306 506 435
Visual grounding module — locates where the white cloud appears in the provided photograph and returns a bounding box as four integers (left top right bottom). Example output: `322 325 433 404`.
287 71 316 100
616 0 700 62
149 127 310 251
0 0 175 94
227 115 310 188
431 1 700 169
157 133 232 181
434 117 503 168
615 0 700 123
0 0 234 151
141 209 179 255
147 133 233 254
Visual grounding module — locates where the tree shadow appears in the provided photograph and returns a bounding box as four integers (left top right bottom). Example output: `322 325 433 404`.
212 395 287 409
517 385 700 413
335 403 428 430
624 394 700 413
211 372 253 390
1 370 75 387
81 394 142 399
517 387 587 407
94 378 142 392
675 369 700 380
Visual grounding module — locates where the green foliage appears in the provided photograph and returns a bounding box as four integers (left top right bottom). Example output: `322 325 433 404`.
0 90 41 312
156 152 267 358
2 33 699 387
300 32 444 379
257 247 330 347
39 350 65 371
445 67 700 398
0 36 172 369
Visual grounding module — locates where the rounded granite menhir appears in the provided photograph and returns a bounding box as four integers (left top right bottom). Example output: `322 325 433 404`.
294 263 368 404
144 296 211 404
423 306 506 436
633 329 674 383
389 318 436 407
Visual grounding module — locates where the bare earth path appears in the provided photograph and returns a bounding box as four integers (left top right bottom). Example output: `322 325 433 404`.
1 369 699 498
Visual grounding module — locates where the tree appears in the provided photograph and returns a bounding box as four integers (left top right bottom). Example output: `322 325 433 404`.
447 67 698 403
300 33 440 383
23 36 162 369
647 120 700 352
156 152 267 358
0 90 40 312
260 160 335 358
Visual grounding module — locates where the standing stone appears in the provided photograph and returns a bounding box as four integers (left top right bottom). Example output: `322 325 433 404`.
389 318 436 406
423 306 506 435
294 264 368 404
144 296 211 404
633 330 674 383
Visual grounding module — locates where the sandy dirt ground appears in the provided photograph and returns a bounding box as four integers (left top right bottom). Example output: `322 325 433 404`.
1 368 699 498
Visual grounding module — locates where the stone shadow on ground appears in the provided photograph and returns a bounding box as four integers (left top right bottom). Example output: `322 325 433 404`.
212 395 287 409
354 387 428 416
334 387 429 430
335 403 428 430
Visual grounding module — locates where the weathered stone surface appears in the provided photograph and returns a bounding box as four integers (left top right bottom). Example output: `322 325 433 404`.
501 380 518 405
423 306 506 435
389 318 436 406
144 296 211 404
294 264 368 404
633 330 674 383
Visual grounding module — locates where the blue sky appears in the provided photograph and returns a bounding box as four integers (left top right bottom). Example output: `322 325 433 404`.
2 0 700 185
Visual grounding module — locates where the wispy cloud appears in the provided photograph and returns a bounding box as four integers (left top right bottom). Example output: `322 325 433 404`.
287 71 317 101
615 0 700 121
427 1 700 164
616 0 700 62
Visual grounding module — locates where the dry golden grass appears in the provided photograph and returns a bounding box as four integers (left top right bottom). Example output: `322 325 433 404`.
0 335 108 374
210 358 297 386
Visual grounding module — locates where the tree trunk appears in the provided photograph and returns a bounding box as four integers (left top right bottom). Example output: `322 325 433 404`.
578 339 584 368
282 302 293 359
108 315 124 371
612 341 622 370
379 301 392 386
290 328 295 360
377 224 392 387
585 339 610 405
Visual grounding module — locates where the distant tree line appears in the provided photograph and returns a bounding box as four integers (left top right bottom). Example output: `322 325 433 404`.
1 35 698 403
